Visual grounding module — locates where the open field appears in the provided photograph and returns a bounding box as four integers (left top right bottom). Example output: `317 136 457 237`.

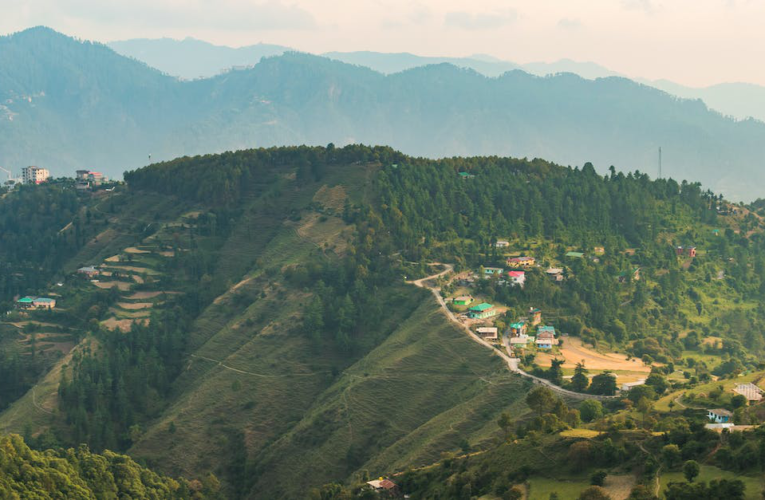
92 281 132 291
527 477 591 500
536 337 651 373
123 291 178 300
124 247 150 254
659 465 763 499
116 302 153 310
559 429 602 438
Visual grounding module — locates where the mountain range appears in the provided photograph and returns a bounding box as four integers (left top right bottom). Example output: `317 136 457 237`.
109 36 765 125
2 27 765 200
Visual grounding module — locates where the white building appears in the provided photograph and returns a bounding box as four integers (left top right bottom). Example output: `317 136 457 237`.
621 380 646 392
733 383 763 402
707 408 733 423
476 327 498 341
508 271 526 287
22 166 50 184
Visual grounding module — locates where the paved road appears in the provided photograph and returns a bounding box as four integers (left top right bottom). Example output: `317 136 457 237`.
408 264 618 401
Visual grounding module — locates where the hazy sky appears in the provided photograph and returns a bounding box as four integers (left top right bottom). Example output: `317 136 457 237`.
3 0 765 87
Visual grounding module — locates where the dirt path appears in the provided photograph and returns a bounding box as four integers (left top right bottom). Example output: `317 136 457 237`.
407 264 618 401
637 440 661 496
189 354 326 378
32 389 53 415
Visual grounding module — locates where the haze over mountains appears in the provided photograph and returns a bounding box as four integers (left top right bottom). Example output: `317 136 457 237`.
108 37 290 80
2 27 765 199
110 36 765 125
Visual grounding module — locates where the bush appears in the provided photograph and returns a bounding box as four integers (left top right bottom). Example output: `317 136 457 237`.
590 470 607 486
580 400 604 422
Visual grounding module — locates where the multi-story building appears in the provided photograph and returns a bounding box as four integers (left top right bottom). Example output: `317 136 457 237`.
22 166 50 184
75 170 107 189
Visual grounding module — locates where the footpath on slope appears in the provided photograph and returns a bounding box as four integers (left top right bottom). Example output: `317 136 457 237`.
407 264 617 401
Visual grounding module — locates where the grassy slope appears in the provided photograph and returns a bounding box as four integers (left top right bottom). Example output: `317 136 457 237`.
130 279 529 499
124 163 532 498
245 299 529 498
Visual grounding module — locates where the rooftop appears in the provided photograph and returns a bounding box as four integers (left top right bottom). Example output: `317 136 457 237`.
708 408 733 417
469 303 494 312
566 251 584 258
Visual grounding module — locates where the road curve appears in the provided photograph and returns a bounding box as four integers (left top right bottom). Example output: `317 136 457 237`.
407 264 618 401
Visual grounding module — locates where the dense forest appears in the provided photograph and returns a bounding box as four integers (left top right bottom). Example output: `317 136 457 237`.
0 433 219 499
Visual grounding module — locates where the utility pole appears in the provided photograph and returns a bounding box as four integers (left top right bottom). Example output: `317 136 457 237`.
658 147 662 180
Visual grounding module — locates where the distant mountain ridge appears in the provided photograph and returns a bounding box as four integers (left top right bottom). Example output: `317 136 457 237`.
108 37 765 124
3 27 765 200
108 37 290 80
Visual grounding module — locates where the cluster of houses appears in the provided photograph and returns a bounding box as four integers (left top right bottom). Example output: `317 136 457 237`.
461 298 560 352
506 308 559 350
15 296 56 310
479 255 539 288
14 264 105 312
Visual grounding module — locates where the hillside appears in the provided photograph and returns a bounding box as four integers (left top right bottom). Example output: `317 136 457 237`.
4 145 765 498
3 28 765 199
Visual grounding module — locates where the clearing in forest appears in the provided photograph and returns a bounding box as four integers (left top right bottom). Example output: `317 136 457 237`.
101 317 149 332
536 337 651 373
312 184 348 211
295 213 350 253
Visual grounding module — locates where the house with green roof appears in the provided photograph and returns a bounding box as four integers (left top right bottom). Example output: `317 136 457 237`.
565 251 584 259
468 303 497 319
16 296 56 310
483 267 504 277
16 297 34 309
510 321 527 336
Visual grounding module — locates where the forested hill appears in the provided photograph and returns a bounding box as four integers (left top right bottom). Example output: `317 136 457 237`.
3 27 765 199
4 145 765 498
0 434 219 498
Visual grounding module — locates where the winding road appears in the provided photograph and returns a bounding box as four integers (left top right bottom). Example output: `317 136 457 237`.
408 264 618 401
